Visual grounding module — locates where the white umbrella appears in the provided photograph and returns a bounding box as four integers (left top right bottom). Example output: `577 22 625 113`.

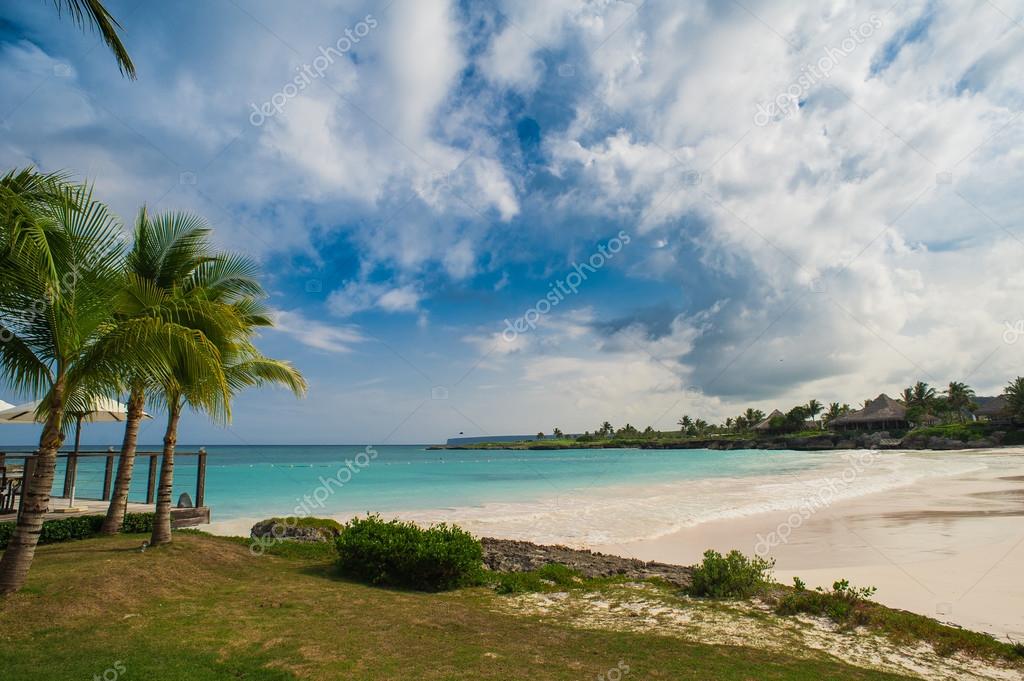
0 398 152 509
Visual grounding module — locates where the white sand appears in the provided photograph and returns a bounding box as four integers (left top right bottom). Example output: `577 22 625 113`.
594 449 1024 640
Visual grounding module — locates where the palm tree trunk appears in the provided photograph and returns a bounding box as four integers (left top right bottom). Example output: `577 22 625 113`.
0 379 65 595
100 387 145 535
150 402 181 545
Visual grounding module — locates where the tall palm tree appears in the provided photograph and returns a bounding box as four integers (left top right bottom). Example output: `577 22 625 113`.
50 0 136 78
0 173 216 593
943 381 976 423
102 210 246 534
149 337 305 544
677 415 692 432
149 298 305 545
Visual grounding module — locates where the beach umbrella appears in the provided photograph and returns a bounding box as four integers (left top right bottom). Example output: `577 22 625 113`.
0 397 152 508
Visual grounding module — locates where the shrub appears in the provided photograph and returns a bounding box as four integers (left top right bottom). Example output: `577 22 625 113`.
492 563 586 594
776 578 877 622
0 513 156 549
122 512 155 534
688 549 774 598
335 515 483 591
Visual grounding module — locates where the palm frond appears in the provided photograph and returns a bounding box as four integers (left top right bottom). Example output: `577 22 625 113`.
52 0 136 79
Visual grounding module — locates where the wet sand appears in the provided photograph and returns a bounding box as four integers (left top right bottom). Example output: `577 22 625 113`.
596 449 1024 639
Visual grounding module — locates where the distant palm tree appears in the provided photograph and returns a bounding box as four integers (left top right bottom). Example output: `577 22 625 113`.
693 418 708 435
805 399 823 426
735 416 748 431
744 408 764 425
49 0 136 78
552 427 563 438
677 415 693 432
1004 377 1024 420
823 402 848 427
599 421 613 437
943 381 976 423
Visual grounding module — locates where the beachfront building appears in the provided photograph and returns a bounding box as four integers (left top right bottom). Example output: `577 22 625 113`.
828 394 908 431
974 396 1013 424
752 409 785 432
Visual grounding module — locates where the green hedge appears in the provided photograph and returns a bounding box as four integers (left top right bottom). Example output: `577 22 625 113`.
0 512 155 550
335 515 483 591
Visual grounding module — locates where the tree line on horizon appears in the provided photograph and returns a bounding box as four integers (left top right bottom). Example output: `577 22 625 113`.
0 169 306 594
544 378 1024 441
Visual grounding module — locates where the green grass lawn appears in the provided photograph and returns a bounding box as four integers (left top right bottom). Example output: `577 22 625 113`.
0 533 919 681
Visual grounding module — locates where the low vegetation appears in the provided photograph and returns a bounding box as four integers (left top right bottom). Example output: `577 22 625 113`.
0 512 154 549
769 577 1023 664
0 532 921 680
688 549 776 599
335 514 484 591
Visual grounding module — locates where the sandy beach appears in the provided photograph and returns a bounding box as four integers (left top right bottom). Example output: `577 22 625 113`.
207 447 1024 640
595 449 1024 640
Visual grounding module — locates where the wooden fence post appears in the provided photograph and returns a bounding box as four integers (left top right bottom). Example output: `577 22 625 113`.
102 447 115 501
145 455 158 504
195 447 207 508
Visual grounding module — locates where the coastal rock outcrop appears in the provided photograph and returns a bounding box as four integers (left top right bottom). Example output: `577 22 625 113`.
481 537 693 588
250 519 340 543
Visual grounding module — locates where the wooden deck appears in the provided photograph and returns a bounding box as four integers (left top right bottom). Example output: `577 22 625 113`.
1 449 212 528
1 496 210 528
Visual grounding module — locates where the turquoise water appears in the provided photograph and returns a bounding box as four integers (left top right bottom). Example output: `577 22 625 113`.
35 444 989 544
42 444 831 517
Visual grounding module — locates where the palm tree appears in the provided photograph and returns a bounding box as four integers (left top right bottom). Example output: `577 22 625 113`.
1004 377 1024 420
599 421 613 437
102 210 254 534
744 408 764 425
823 401 848 426
734 415 748 431
805 399 823 427
149 317 306 545
677 415 693 432
943 381 976 423
50 0 136 78
693 418 708 435
0 173 214 593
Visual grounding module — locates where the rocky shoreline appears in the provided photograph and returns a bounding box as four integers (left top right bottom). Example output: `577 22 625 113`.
481 537 693 588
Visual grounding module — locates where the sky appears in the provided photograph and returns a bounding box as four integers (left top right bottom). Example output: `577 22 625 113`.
1 0 1023 446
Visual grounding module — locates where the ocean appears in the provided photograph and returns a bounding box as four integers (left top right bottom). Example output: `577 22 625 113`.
42 444 987 544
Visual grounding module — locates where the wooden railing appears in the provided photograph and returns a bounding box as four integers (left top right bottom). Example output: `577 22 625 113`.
0 448 208 515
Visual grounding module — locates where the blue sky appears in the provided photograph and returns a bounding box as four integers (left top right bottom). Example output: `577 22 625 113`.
1 0 1023 445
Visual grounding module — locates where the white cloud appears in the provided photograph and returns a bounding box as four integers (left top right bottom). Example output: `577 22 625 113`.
270 309 365 353
327 281 423 317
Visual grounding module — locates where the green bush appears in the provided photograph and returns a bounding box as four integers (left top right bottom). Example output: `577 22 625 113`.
122 512 155 534
0 512 156 549
335 515 483 591
776 578 877 622
688 549 775 598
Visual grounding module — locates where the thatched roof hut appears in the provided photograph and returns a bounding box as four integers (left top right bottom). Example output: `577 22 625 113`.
975 395 1011 422
753 409 784 431
829 394 907 431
